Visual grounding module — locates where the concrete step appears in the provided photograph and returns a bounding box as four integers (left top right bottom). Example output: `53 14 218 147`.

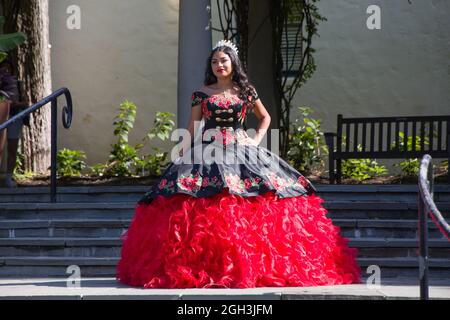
0 237 448 259
1 185 450 203
0 257 117 277
358 257 450 278
1 201 449 220
0 218 446 239
349 238 450 258
0 186 149 203
337 219 447 239
0 219 129 238
317 185 450 202
0 256 449 279
0 237 122 257
0 203 135 219
324 201 450 219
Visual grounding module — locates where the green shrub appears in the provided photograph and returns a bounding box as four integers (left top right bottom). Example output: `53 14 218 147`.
395 158 420 177
101 100 140 177
341 143 388 182
13 146 25 175
440 160 448 172
92 100 175 177
342 158 388 182
56 148 87 177
391 132 429 177
287 107 328 174
139 111 175 176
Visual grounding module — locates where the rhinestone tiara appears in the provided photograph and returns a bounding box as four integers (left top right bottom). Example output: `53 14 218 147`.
212 39 239 55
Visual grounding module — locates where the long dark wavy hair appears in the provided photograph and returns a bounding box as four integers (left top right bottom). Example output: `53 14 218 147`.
204 46 257 110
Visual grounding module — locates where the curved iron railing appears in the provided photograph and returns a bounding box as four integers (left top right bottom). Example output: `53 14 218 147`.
0 87 73 202
418 154 450 300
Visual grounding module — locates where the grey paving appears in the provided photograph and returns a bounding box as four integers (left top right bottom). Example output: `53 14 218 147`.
0 277 448 300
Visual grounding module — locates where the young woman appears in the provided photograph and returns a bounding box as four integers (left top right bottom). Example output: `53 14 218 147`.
116 40 361 288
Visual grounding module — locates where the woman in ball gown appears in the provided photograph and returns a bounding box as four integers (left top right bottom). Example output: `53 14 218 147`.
116 40 361 289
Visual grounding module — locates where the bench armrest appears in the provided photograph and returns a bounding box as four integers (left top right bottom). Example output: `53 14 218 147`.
324 132 336 151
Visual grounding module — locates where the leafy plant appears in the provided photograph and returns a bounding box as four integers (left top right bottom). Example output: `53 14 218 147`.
287 107 328 174
391 132 429 177
99 100 141 177
13 143 37 180
0 16 27 62
56 148 87 177
107 142 141 177
144 111 175 142
13 170 37 181
92 100 175 177
139 111 175 176
135 151 168 177
90 163 108 177
13 145 25 175
341 142 388 182
440 160 449 172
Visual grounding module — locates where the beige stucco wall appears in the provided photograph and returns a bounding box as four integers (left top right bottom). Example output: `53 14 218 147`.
289 0 450 132
49 0 179 165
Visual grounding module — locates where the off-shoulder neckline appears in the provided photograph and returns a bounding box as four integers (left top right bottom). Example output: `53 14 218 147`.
193 90 242 100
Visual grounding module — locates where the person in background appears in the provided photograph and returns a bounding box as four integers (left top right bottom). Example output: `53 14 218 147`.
0 58 27 188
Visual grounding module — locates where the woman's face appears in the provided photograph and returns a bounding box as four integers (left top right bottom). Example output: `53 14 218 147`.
211 50 233 80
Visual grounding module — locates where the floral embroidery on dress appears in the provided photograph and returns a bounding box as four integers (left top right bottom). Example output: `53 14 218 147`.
224 173 246 193
224 173 267 194
237 104 247 124
192 90 256 126
157 178 175 193
214 128 237 147
191 92 208 107
201 100 212 120
243 176 264 190
204 128 257 148
141 169 312 204
208 95 240 109
177 172 202 192
296 176 310 188
202 175 224 189
176 172 223 193
266 172 302 192
264 172 310 193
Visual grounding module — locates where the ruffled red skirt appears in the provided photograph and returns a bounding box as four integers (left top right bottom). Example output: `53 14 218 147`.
116 188 361 288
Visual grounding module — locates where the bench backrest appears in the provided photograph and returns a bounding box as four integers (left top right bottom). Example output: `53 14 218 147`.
334 114 450 159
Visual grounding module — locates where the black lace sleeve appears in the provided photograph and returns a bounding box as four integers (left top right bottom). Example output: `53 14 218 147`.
191 91 209 107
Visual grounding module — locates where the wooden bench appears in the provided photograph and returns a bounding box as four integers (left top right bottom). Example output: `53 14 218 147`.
324 114 450 184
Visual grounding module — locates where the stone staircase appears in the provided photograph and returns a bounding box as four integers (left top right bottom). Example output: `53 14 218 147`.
0 185 449 280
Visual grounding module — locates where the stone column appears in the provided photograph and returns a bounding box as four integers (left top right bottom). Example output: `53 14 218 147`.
177 0 212 129
247 0 278 148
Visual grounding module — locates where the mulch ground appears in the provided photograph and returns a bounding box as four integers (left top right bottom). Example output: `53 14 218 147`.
14 167 449 187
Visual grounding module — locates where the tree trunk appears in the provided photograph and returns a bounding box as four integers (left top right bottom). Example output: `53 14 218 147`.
2 0 52 173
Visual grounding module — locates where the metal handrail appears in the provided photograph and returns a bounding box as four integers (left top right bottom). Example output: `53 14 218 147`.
418 154 450 300
0 87 73 202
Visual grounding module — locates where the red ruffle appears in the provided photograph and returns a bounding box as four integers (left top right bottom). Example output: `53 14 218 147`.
116 189 361 288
